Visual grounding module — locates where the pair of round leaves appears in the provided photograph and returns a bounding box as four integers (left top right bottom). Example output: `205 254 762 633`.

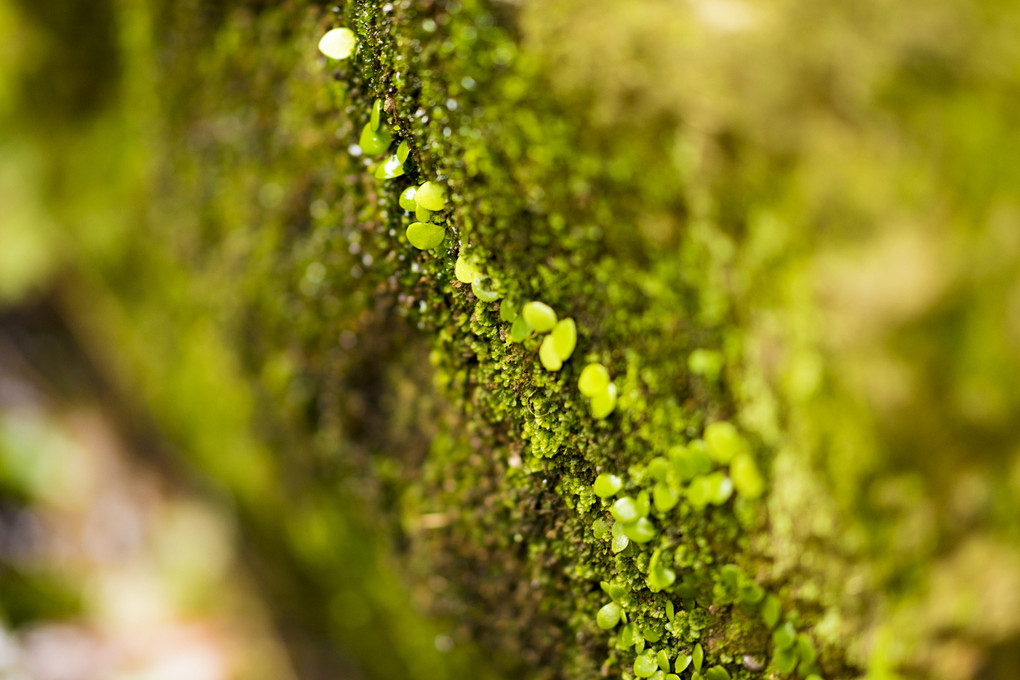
375 141 410 179
453 254 502 301
399 181 447 213
579 363 617 418
539 319 577 371
318 28 356 59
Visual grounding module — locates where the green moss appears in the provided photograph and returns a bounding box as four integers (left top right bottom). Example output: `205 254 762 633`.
14 0 1020 678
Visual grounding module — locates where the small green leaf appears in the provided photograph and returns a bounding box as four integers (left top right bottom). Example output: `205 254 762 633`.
471 275 502 302
318 28 356 59
399 186 417 211
761 594 781 629
578 363 610 396
415 205 432 223
454 254 481 284
653 482 680 513
619 623 637 648
374 153 404 179
396 140 410 163
647 457 671 481
797 634 818 666
499 300 518 323
648 562 676 591
693 643 704 671
634 650 658 678
773 646 798 674
773 621 797 650
590 382 617 419
657 650 670 672
596 602 622 629
405 221 445 250
704 666 731 680
522 301 557 332
359 122 392 155
704 421 749 464
676 655 692 673
730 452 765 499
623 517 656 543
611 520 630 553
539 335 563 371
551 318 577 361
737 579 765 605
370 99 383 130
669 442 713 481
611 497 639 523
509 315 532 343
415 181 447 211
665 600 675 623
593 473 624 498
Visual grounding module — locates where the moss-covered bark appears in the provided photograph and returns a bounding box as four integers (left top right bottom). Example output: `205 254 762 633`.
3 0 1020 678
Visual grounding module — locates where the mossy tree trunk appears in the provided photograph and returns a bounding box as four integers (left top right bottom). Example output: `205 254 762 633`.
3 0 1020 679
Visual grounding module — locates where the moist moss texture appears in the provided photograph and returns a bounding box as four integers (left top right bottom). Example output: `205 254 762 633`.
3 0 1020 679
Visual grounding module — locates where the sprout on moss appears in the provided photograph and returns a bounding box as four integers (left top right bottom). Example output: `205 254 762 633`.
634 650 659 678
415 181 447 211
454 253 481 284
657 650 671 672
704 666 731 680
797 633 818 667
318 28 356 59
611 520 630 553
623 517 656 543
539 335 563 371
597 602 623 629
693 643 704 671
611 496 639 523
619 622 638 648
375 153 405 179
773 621 797 650
551 318 576 361
499 300 518 323
761 594 781 629
730 452 765 499
396 140 410 163
647 549 676 591
676 655 692 673
687 471 733 508
653 482 679 513
773 646 798 674
471 275 502 302
601 580 630 604
704 421 749 464
370 98 383 130
522 301 557 332
593 473 623 498
578 363 610 396
406 221 445 250
359 122 393 156
590 382 617 419
670 441 713 480
399 186 417 211
508 315 532 343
